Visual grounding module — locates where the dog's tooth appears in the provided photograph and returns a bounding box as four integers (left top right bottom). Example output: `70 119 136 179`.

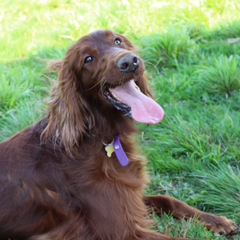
112 92 121 101
134 82 140 91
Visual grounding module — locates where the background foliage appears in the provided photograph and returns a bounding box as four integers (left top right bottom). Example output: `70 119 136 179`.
1 0 240 239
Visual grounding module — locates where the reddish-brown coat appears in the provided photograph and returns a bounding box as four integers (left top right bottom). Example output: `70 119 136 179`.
0 30 236 240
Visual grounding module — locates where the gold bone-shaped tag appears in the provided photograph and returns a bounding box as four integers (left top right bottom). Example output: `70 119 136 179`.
105 143 115 157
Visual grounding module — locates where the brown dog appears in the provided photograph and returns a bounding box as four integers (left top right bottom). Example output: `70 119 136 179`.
0 29 237 240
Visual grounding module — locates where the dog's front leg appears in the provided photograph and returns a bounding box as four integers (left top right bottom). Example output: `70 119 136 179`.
144 195 237 235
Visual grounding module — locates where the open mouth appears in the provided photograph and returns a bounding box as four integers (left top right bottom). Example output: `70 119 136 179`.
104 88 132 117
103 81 140 117
103 80 165 124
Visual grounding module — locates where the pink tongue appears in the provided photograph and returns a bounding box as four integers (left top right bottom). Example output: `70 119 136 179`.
110 80 164 124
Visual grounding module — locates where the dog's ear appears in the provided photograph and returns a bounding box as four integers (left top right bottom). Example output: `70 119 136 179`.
135 72 153 100
41 45 95 157
140 74 153 98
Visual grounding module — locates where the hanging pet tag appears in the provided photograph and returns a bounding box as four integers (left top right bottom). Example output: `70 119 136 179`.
105 142 115 157
103 135 129 166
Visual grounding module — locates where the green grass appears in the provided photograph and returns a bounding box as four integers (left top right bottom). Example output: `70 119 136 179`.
196 55 240 96
1 0 240 239
139 25 197 69
152 212 227 240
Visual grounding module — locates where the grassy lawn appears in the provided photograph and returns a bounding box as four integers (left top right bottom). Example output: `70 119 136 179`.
1 0 240 239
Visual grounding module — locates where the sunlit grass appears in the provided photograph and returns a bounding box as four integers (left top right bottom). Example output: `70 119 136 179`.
139 25 197 69
197 55 240 96
1 0 240 62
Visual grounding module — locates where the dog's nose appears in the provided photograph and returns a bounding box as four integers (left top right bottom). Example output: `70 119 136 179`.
117 53 139 73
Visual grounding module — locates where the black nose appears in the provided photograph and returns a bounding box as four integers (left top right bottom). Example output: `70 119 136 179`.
117 53 139 73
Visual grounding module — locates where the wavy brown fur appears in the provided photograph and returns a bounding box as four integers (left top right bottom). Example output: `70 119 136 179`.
0 29 237 240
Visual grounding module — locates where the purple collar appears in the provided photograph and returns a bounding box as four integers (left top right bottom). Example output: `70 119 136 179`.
113 134 129 166
104 134 129 166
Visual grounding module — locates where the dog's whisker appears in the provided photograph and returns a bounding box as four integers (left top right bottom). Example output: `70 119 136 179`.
84 80 103 91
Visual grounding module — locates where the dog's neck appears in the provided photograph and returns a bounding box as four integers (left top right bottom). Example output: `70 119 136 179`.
102 134 129 166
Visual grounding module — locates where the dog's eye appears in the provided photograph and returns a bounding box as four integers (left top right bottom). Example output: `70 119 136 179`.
114 39 122 45
84 56 94 64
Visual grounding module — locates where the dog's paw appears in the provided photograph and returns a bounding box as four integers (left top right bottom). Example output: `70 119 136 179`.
202 214 238 235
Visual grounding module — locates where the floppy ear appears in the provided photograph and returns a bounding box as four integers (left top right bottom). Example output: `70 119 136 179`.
138 73 153 98
41 44 95 157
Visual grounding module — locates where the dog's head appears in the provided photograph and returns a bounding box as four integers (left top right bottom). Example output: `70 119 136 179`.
41 30 164 155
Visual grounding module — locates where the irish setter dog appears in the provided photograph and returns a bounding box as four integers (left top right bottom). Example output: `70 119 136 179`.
0 29 237 240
